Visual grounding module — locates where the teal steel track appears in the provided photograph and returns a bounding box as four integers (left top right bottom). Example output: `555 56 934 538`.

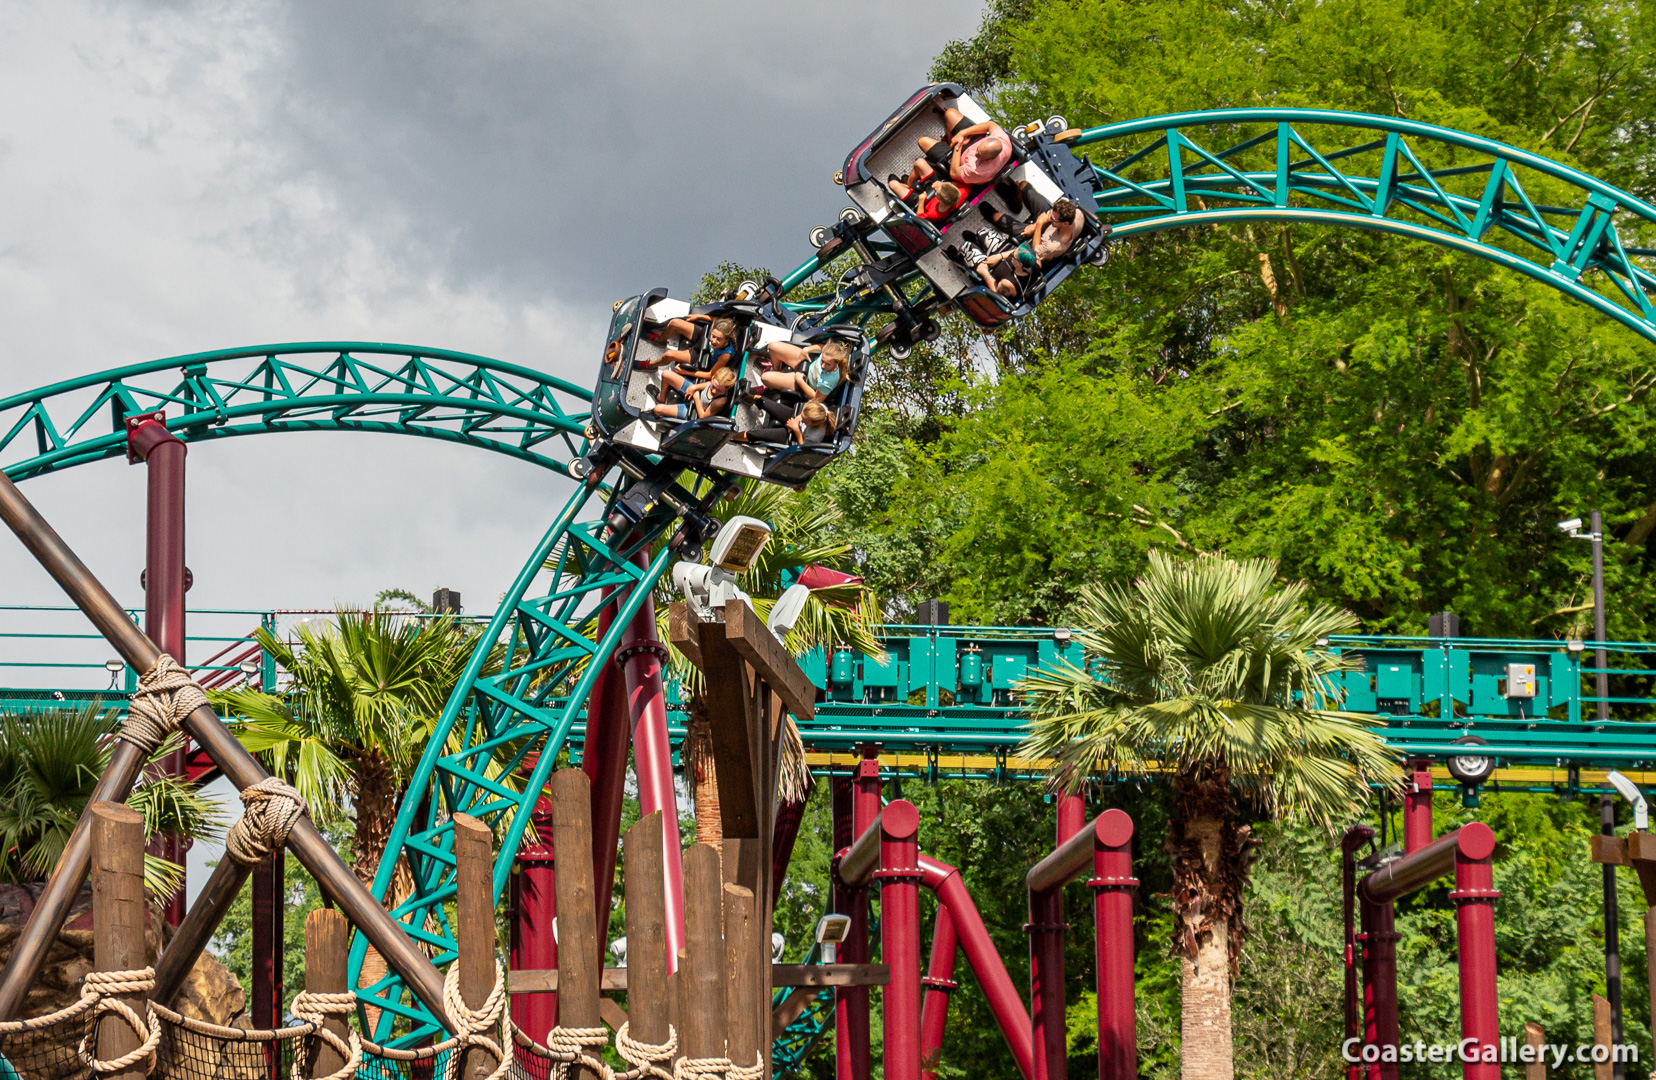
779 109 1656 346
0 342 594 481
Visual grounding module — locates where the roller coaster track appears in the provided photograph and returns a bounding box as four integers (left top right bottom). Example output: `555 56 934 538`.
0 342 593 482
2 108 1653 1050
778 109 1656 347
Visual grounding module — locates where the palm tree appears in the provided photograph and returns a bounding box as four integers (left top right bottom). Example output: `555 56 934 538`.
0 705 224 897
211 609 488 889
666 484 886 850
1019 551 1401 1080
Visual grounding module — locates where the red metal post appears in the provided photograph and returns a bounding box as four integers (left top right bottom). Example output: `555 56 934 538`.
615 588 685 969
832 775 864 1080
921 855 1035 1080
1090 810 1137 1080
1452 823 1500 1080
1031 796 1084 1080
127 414 188 927
772 796 808 901
920 904 958 1080
1404 766 1433 854
1341 826 1375 1080
838 749 881 1080
880 800 923 1080
251 850 278 1080
510 799 558 1038
582 608 630 953
1359 897 1399 1080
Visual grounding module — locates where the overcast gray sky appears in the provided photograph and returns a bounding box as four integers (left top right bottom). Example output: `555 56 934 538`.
0 0 987 637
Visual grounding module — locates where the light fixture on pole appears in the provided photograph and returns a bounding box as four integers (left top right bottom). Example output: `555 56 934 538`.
1559 512 1609 722
104 659 124 690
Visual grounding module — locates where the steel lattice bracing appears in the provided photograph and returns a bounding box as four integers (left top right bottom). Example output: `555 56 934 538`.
776 108 1656 345
0 343 593 481
1067 109 1656 344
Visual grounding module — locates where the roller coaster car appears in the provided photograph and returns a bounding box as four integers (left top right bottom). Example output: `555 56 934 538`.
592 289 868 487
833 83 1107 348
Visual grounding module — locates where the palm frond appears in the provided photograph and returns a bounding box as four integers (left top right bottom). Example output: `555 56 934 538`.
1019 550 1401 822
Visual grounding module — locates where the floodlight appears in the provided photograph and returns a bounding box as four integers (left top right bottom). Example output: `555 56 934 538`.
768 583 811 643
105 659 124 674
771 932 786 964
1607 770 1649 831
609 936 628 968
815 914 852 963
1557 517 1584 534
711 516 772 573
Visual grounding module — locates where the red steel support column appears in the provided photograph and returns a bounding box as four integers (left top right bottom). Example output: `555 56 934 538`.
772 796 809 901
837 749 881 1080
920 904 958 1080
583 608 630 951
880 800 923 1080
921 855 1035 1080
1359 898 1399 1080
833 775 865 1080
128 414 188 927
1090 810 1137 1080
1452 823 1500 1080
510 799 558 1039
251 848 280 1080
615 585 685 969
1031 796 1083 1080
1404 766 1433 854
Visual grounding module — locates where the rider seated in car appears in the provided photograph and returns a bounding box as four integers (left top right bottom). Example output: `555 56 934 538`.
892 106 1013 198
985 188 1090 268
954 226 1029 300
756 339 848 403
650 365 735 422
884 178 964 223
734 399 835 446
645 315 740 374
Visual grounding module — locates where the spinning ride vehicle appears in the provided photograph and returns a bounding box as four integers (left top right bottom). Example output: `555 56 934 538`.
591 288 869 487
815 83 1108 357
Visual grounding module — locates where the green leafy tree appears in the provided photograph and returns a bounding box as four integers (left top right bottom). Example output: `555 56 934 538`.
1020 552 1401 1080
0 706 223 897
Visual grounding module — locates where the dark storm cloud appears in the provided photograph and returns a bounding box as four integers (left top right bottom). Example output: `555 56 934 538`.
256 0 986 307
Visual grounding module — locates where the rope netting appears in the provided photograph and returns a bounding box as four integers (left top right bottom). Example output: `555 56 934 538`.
0 962 710 1080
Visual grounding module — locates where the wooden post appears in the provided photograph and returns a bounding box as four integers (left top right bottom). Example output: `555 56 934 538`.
91 802 148 1080
305 910 351 1080
1523 1023 1545 1080
682 844 726 1063
724 885 763 1079
552 771 602 1080
1594 994 1613 1080
1647 911 1656 1066
625 813 671 1050
454 814 501 1080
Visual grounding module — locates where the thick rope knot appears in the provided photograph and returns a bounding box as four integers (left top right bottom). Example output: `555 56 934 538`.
725 1053 763 1080
544 1026 615 1080
290 991 363 1080
442 960 514 1080
77 968 161 1074
614 1021 677 1080
225 777 309 865
672 1055 730 1080
121 655 207 755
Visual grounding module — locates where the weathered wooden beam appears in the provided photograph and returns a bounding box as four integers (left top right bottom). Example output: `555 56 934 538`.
305 910 351 1080
624 812 671 1047
724 601 815 723
91 803 147 1080
454 814 502 1080
683 844 727 1061
552 771 602 1080
668 602 705 672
